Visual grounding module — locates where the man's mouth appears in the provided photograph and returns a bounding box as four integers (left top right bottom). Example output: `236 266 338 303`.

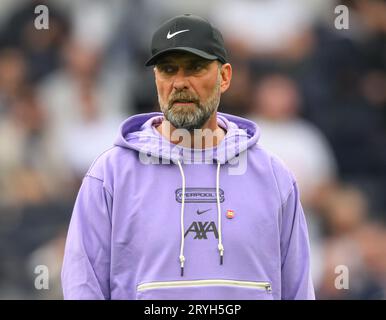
172 99 197 106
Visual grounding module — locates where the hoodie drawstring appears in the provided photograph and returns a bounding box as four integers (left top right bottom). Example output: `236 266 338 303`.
176 160 186 276
176 159 224 276
216 161 224 265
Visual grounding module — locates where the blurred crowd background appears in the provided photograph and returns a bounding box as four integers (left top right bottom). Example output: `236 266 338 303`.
0 0 385 299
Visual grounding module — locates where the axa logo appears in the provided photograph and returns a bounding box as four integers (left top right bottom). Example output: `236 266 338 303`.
184 221 218 239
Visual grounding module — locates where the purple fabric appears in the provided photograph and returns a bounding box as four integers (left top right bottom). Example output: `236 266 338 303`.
61 112 315 300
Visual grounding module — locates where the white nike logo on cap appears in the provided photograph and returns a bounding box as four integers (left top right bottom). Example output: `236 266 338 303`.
166 29 190 39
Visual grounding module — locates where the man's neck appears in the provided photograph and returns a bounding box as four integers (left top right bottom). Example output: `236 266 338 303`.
155 113 226 149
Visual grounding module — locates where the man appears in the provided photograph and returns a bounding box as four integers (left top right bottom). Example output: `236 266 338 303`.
62 14 315 300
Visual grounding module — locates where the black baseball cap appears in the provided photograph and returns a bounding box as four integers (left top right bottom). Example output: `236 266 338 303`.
145 14 228 66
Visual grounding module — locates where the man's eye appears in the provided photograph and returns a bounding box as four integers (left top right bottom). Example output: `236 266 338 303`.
158 65 177 74
190 64 204 72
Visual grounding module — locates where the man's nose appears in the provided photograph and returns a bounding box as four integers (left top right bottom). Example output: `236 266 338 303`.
172 69 190 91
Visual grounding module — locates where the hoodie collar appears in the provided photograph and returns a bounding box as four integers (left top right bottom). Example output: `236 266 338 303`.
114 112 260 164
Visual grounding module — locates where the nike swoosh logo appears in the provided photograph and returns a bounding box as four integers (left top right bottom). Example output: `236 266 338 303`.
167 29 190 39
196 208 211 215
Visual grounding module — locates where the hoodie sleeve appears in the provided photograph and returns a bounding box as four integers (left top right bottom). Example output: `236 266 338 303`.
61 175 112 300
280 181 315 300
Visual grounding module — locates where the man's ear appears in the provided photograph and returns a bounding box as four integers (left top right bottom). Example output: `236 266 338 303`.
220 63 232 93
153 66 160 83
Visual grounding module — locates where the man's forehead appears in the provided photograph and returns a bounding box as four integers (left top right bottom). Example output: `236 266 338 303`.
156 52 213 64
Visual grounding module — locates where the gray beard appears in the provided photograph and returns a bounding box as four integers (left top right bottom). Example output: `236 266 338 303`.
163 101 215 131
159 82 221 132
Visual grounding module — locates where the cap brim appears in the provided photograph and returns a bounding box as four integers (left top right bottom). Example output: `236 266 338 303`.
145 47 219 66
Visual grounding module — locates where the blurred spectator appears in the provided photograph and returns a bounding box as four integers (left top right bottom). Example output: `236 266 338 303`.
0 87 74 209
316 185 386 299
350 0 386 128
248 72 339 290
219 61 252 116
38 37 127 179
317 233 384 299
0 47 28 114
249 73 337 209
294 0 386 217
210 0 320 62
322 185 367 236
354 224 386 297
0 0 70 82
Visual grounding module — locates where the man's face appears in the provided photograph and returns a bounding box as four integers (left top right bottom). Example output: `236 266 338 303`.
154 52 225 131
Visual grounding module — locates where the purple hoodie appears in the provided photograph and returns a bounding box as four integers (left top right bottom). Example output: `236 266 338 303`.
61 112 315 300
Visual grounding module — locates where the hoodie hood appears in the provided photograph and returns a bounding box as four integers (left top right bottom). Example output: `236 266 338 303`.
114 112 260 164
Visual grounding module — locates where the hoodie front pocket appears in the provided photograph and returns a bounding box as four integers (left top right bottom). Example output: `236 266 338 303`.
136 279 273 300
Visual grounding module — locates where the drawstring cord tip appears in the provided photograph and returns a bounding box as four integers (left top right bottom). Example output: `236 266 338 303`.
179 255 185 277
218 244 224 265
